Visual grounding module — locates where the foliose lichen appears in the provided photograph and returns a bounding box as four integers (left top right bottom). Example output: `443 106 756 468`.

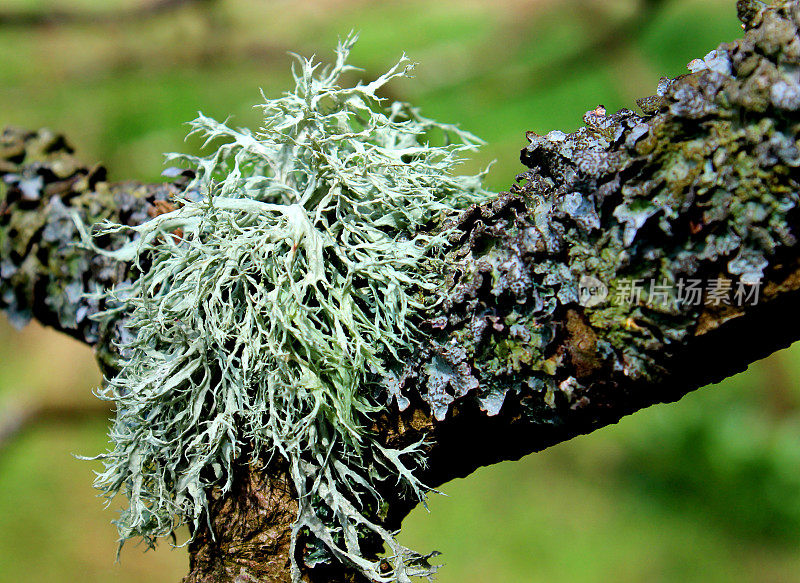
388 0 800 426
83 36 492 582
0 127 177 368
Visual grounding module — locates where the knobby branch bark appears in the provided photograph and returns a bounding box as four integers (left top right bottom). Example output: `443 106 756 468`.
2 1 800 581
0 0 217 28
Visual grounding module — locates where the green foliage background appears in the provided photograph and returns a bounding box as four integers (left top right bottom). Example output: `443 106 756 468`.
2 1 800 582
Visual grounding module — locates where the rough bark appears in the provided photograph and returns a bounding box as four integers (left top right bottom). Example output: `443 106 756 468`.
0 0 216 28
3 1 800 581
182 459 371 583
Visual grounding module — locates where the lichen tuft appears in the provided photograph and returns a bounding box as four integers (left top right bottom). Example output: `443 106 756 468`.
84 35 492 582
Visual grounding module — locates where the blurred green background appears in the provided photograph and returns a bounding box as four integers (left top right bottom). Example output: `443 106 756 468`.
2 0 800 581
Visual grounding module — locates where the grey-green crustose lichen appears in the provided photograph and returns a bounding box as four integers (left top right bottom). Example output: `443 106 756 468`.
0 127 179 372
82 36 493 582
401 0 800 426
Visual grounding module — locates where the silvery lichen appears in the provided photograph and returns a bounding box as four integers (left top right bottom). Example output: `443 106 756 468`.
84 36 491 582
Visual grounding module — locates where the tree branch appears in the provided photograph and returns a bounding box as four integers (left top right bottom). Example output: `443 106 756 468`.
2 0 800 581
0 0 217 28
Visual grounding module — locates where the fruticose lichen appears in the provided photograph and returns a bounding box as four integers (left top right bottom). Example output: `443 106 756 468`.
84 36 491 582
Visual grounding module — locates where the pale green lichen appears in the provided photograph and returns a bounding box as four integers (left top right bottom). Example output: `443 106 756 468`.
83 35 491 582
